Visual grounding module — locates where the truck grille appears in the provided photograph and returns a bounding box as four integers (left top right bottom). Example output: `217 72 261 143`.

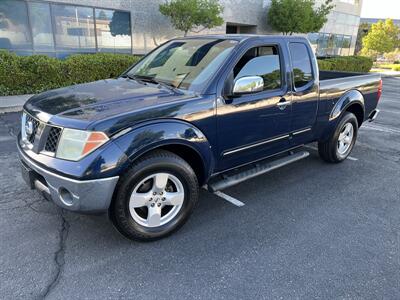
44 127 62 153
25 114 40 144
21 112 63 155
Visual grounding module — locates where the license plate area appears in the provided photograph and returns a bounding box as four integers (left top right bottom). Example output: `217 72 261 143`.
21 161 49 192
21 162 35 189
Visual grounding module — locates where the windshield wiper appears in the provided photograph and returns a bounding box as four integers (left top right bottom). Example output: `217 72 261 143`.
126 75 182 93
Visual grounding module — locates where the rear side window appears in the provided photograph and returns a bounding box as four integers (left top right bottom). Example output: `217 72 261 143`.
234 46 282 91
289 43 313 89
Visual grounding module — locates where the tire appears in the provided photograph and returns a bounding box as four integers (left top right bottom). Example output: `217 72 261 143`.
110 150 199 241
318 112 358 163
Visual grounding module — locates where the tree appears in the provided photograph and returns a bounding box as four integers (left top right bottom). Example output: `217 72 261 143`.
267 0 334 35
361 19 400 55
97 10 108 20
159 0 224 36
109 11 131 36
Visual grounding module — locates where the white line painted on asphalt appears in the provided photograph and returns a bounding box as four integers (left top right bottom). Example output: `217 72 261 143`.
304 145 358 161
379 110 400 115
0 136 15 142
362 124 400 134
380 99 399 104
346 156 359 161
213 191 245 207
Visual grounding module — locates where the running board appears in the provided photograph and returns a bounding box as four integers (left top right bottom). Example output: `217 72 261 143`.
207 151 309 192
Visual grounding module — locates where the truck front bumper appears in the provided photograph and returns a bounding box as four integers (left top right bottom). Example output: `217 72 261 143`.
18 146 119 213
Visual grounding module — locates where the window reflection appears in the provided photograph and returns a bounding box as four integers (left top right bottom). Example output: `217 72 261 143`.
308 32 352 57
95 9 131 53
289 43 313 88
0 0 32 53
52 4 96 53
28 2 54 51
341 36 352 56
234 46 282 91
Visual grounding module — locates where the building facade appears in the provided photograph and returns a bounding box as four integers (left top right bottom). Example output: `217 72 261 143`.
0 0 362 58
361 18 400 27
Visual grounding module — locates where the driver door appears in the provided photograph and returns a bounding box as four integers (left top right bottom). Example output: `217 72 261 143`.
216 41 292 171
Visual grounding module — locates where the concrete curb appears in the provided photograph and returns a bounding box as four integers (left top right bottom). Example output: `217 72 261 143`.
0 94 33 114
371 69 400 78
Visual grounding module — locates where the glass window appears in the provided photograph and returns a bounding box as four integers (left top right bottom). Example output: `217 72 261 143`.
127 39 238 93
333 34 344 56
317 33 329 56
0 0 32 51
234 46 282 91
52 4 96 52
28 2 54 51
307 33 319 54
289 43 313 89
95 9 131 54
340 35 352 56
326 34 335 56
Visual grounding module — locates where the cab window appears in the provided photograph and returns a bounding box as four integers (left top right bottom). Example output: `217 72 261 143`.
289 43 313 89
233 46 282 91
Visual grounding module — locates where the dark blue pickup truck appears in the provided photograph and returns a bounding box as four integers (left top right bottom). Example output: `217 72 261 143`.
18 35 381 241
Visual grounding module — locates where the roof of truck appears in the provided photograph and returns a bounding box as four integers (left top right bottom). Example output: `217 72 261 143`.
179 34 308 42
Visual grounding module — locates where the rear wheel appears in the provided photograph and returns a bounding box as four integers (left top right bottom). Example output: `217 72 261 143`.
110 150 199 241
318 112 358 163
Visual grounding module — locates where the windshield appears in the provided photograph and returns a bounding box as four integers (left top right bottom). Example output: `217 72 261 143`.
126 38 238 93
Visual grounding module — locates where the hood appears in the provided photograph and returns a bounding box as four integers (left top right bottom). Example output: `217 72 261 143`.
24 78 197 129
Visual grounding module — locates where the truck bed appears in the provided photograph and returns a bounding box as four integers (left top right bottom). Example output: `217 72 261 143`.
319 70 369 80
319 71 381 121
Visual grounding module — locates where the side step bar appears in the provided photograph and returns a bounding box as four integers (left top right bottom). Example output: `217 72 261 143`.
207 151 309 192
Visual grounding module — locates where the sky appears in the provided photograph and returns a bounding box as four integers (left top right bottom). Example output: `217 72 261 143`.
361 0 400 19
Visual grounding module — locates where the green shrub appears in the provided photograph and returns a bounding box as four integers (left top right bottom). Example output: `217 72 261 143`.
64 53 140 85
392 65 400 71
375 63 400 70
317 56 374 73
0 50 141 96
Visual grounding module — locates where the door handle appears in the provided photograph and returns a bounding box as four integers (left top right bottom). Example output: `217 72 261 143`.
276 98 291 108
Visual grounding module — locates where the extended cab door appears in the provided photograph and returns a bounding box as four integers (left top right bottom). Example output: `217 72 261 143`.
287 42 319 145
216 40 292 171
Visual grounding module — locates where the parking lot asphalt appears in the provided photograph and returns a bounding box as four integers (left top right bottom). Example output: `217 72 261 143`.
1 77 399 299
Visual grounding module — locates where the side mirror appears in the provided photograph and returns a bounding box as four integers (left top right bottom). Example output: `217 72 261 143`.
232 76 264 95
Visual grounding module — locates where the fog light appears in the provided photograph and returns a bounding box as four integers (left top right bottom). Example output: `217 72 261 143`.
58 187 73 206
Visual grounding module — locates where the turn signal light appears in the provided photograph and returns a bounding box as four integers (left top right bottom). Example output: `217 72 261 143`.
82 132 109 156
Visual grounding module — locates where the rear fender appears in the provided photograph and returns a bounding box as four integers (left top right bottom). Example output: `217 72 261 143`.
320 90 365 142
329 90 365 122
112 120 214 180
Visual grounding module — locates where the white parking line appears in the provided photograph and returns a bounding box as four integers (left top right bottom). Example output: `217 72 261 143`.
213 191 245 207
304 145 358 161
379 110 400 115
362 124 400 135
346 156 359 161
380 99 399 104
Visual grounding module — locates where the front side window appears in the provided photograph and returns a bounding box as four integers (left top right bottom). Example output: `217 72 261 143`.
289 43 313 89
233 46 282 91
127 38 238 93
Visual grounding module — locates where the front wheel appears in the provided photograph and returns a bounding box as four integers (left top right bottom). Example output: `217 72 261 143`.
110 150 199 241
318 112 358 163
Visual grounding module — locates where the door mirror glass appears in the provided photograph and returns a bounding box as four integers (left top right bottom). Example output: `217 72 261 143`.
233 76 264 95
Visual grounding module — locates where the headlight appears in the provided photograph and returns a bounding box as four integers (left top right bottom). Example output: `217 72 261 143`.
56 128 109 161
